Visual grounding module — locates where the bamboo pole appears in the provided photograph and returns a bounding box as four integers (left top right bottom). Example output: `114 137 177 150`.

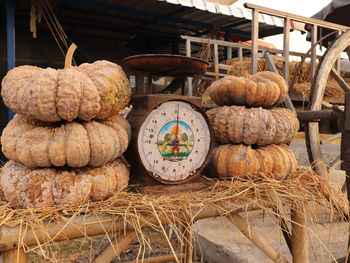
94 231 137 263
2 248 27 263
121 253 185 263
0 206 228 252
227 213 289 263
291 207 308 263
183 225 193 263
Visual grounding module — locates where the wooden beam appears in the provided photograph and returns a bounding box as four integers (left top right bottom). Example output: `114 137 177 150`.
244 3 349 31
297 110 342 122
94 231 137 263
227 213 289 263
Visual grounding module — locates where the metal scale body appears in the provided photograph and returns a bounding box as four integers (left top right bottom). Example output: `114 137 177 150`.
123 54 213 185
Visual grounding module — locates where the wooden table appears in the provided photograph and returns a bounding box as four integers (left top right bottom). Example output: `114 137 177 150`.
0 202 308 263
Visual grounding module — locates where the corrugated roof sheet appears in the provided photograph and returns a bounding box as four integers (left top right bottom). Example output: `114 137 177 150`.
158 0 284 27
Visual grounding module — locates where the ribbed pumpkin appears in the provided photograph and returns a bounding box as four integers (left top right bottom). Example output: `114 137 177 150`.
208 144 297 180
1 114 131 168
208 71 287 107
1 44 131 122
206 106 299 146
1 158 129 208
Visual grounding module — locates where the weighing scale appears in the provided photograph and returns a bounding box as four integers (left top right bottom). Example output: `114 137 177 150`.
123 54 214 185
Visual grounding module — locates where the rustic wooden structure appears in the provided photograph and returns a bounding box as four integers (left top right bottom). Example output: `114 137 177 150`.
0 190 310 263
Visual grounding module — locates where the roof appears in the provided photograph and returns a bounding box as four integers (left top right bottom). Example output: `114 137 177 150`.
306 0 350 47
159 0 284 28
13 0 285 53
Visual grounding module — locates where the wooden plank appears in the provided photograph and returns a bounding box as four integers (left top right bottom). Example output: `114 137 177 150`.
94 232 137 263
291 207 308 263
227 213 289 263
181 35 323 60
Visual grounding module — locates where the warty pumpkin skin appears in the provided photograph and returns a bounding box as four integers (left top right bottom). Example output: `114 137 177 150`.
208 71 288 107
1 114 131 168
209 144 297 180
206 106 299 146
0 158 129 208
1 60 131 122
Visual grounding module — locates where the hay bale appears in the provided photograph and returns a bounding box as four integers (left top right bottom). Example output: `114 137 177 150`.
227 59 345 102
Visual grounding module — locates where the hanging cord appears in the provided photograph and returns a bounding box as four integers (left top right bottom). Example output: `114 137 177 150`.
30 0 75 65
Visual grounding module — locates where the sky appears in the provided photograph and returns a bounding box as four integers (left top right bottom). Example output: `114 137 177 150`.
233 0 333 58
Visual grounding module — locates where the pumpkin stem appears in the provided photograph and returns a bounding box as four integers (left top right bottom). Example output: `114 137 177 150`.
65 43 77 68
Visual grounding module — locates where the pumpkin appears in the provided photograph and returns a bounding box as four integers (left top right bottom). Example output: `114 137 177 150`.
206 106 299 146
1 158 129 208
208 144 297 180
208 71 288 107
1 44 131 122
1 113 131 168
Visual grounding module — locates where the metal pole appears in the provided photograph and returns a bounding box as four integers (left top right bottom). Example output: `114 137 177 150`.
6 0 15 121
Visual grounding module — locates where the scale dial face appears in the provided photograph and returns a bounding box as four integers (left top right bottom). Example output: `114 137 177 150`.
137 100 211 183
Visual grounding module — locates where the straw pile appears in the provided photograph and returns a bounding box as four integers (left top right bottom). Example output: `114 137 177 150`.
0 168 346 262
227 59 346 103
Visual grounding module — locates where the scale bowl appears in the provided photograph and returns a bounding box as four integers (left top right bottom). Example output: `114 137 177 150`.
122 54 209 77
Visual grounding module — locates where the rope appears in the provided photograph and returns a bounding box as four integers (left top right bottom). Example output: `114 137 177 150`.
29 0 75 65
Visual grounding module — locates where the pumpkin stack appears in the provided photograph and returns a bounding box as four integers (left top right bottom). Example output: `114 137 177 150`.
206 71 299 180
0 44 132 208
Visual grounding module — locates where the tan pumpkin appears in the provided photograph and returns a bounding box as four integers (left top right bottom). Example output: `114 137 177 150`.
208 71 288 107
1 44 131 122
206 106 299 146
209 144 297 180
1 158 129 208
1 114 131 168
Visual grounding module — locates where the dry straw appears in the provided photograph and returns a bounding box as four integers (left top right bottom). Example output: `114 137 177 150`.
0 168 347 262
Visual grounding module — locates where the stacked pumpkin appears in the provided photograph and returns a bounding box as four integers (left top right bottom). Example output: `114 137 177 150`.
0 44 132 208
206 71 299 180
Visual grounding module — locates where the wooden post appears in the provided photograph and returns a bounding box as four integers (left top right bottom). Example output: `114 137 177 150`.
213 43 219 80
2 249 27 263
94 231 137 263
291 206 308 263
283 17 290 83
238 47 243 61
251 8 259 74
186 39 192 96
310 24 317 81
227 213 289 263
